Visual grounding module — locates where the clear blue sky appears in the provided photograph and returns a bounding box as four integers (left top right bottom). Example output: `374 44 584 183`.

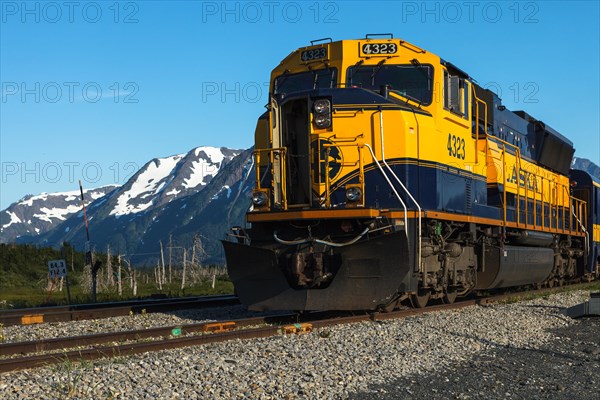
1 0 599 209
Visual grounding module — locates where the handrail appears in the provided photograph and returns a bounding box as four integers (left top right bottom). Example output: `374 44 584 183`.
494 137 586 236
471 86 488 164
502 144 507 225
253 147 287 210
324 146 331 207
572 202 589 256
541 175 545 230
322 140 365 208
378 110 423 272
363 143 409 238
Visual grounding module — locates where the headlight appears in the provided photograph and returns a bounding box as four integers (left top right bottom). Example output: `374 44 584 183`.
312 99 332 129
252 191 268 206
314 113 331 128
345 187 362 202
313 99 331 114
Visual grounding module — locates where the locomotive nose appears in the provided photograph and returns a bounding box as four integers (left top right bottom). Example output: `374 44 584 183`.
223 228 411 311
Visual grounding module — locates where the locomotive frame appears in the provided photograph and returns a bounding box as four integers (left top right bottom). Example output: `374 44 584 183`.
223 35 600 311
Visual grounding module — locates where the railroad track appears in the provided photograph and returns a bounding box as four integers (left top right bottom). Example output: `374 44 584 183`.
0 295 239 326
2 283 593 373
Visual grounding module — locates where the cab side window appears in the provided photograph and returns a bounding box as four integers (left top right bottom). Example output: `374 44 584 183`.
444 70 469 120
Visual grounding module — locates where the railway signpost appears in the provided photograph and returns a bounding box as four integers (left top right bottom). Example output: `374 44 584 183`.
47 259 72 304
48 259 67 279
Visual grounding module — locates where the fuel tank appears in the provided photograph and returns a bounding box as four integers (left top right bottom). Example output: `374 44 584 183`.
475 245 554 289
512 230 555 247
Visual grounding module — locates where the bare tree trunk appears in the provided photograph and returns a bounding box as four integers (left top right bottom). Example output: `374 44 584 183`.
117 255 122 297
106 245 115 287
106 245 113 287
191 236 197 266
127 260 133 289
133 270 138 296
46 276 53 293
59 277 64 291
168 235 173 284
181 249 187 290
160 240 166 286
197 236 206 262
156 262 163 290
82 264 92 294
190 237 198 285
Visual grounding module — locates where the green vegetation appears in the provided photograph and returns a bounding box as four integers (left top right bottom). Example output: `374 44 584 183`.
0 243 233 309
496 281 600 304
0 243 83 288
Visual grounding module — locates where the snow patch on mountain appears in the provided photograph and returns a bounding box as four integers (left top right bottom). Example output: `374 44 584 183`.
2 211 22 229
34 204 82 223
183 147 227 189
196 146 225 163
110 155 183 216
166 188 181 197
18 188 109 207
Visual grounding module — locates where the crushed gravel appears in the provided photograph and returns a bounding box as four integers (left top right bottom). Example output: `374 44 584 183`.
2 305 270 343
1 290 598 399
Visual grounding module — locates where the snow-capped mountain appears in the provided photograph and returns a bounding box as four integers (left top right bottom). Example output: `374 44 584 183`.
106 146 242 217
0 186 117 243
7 146 253 264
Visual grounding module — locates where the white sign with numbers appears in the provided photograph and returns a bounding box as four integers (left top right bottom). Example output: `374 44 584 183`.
48 259 67 279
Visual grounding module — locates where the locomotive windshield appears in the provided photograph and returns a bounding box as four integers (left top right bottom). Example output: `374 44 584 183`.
347 64 433 105
274 68 338 95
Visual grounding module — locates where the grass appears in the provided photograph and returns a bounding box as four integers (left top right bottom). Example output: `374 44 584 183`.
0 278 234 309
496 280 600 304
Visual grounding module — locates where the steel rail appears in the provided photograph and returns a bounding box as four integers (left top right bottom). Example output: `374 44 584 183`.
0 294 236 315
0 295 239 326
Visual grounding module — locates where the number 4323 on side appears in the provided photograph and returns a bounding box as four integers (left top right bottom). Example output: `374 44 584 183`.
447 133 466 160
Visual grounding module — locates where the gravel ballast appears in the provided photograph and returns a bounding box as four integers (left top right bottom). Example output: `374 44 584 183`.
1 290 599 399
1 305 271 343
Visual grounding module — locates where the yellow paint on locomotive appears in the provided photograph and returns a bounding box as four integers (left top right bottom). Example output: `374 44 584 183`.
255 37 578 228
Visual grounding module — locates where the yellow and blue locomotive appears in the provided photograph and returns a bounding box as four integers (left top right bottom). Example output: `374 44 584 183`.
223 35 598 311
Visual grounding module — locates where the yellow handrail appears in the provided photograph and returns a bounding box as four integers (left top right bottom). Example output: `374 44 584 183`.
471 86 488 164
494 137 586 236
502 144 507 225
253 147 287 210
322 141 365 207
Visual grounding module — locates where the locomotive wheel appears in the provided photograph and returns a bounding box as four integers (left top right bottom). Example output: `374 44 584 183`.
442 288 458 304
410 290 430 308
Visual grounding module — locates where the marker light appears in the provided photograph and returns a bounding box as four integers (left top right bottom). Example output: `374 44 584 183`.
346 187 363 202
252 191 268 206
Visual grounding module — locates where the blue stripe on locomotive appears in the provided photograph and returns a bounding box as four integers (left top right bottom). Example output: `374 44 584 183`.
330 159 490 216
331 160 583 232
